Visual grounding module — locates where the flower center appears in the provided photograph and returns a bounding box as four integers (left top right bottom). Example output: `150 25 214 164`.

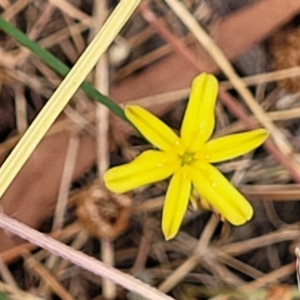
181 151 195 165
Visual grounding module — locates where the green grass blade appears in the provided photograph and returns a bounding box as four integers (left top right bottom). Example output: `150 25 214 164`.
0 16 127 122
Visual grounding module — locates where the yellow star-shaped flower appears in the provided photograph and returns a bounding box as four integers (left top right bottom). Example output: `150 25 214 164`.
104 73 268 240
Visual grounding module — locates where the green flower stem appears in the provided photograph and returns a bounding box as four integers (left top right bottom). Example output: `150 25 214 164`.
0 16 126 121
0 0 140 200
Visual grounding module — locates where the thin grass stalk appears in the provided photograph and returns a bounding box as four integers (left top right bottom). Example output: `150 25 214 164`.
0 0 140 200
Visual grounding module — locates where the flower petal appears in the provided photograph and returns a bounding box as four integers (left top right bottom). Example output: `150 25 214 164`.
203 129 269 163
125 105 184 154
162 166 191 240
181 73 218 151
104 150 180 193
190 163 253 225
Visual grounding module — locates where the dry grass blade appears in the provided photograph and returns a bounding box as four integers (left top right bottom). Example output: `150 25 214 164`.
92 1 116 298
48 0 94 27
159 215 220 293
0 281 45 300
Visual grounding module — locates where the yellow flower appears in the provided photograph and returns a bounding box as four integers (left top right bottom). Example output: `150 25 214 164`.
104 73 268 240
